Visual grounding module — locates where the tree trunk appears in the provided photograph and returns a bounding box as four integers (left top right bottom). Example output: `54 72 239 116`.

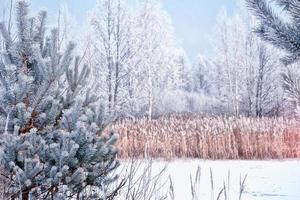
108 60 113 114
22 191 29 200
148 69 153 121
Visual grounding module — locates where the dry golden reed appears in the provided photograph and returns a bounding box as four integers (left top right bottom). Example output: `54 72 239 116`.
107 114 300 159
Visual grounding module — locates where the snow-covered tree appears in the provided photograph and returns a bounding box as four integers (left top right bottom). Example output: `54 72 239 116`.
0 1 119 199
57 3 78 52
133 0 192 118
89 0 187 119
213 10 243 115
192 55 213 95
90 0 137 118
212 5 283 116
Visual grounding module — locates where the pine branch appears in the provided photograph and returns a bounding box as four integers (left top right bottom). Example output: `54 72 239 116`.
16 0 30 54
247 0 300 64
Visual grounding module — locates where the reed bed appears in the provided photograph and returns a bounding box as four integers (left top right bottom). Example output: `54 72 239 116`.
108 114 300 159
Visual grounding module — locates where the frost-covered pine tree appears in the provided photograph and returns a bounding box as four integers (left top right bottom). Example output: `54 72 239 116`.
0 1 119 199
246 0 300 118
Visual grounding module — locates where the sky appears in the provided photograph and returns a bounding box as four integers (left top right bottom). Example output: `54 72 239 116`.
162 0 237 61
1 0 237 62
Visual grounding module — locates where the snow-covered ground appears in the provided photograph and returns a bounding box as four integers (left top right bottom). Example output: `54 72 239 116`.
119 160 300 200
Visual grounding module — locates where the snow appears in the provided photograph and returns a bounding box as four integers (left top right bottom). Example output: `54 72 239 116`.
120 160 300 200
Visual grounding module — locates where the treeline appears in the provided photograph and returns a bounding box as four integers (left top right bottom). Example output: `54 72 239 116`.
0 0 295 120
83 0 294 119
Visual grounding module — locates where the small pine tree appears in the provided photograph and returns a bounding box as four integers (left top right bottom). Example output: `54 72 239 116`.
246 0 300 117
0 1 119 199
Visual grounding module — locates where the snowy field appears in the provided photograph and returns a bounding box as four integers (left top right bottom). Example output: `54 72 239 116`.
119 160 300 200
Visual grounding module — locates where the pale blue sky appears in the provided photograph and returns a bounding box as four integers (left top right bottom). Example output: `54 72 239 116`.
1 0 237 61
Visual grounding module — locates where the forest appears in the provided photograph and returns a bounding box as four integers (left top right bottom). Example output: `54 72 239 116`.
0 0 299 199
